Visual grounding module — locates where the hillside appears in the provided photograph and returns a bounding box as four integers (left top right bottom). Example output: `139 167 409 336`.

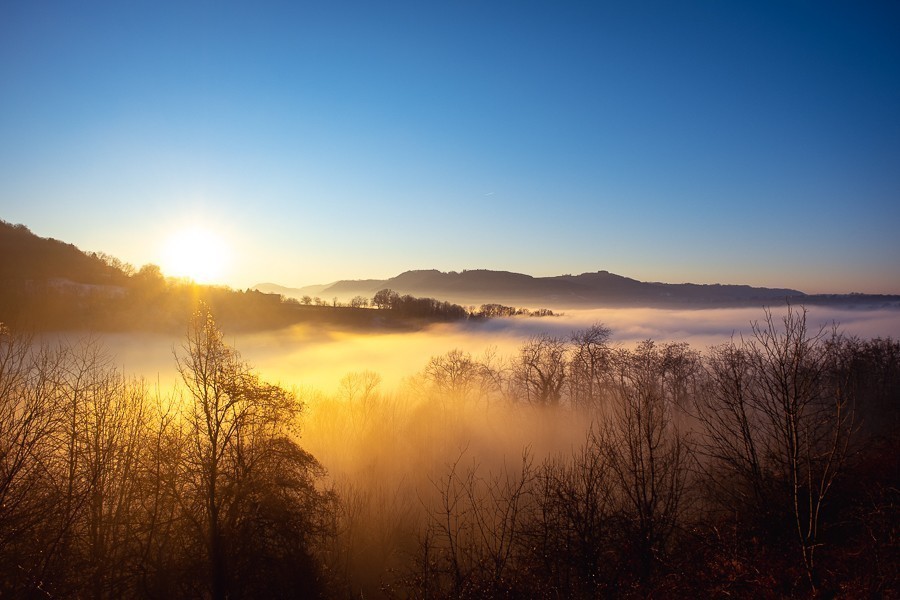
5 219 897 332
0 221 334 331
0 221 475 332
258 268 810 309
0 221 128 285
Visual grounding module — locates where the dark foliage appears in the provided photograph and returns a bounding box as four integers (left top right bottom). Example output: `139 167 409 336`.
0 310 335 599
0 221 478 333
404 321 900 599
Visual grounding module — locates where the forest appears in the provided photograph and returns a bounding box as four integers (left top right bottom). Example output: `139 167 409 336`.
0 304 897 598
0 220 562 334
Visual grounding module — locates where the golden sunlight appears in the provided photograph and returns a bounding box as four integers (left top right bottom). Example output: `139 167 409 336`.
160 226 230 283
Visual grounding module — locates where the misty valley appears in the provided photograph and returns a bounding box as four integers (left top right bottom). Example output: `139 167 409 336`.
5 1 899 597
2 302 899 599
1 222 899 598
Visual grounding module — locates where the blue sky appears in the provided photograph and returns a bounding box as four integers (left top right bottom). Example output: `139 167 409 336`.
1 1 898 293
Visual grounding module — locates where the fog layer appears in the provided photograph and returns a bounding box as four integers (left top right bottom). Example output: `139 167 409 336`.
98 306 900 392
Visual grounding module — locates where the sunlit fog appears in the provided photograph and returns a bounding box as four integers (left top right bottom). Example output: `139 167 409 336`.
18 301 898 598
3 0 900 597
103 305 900 391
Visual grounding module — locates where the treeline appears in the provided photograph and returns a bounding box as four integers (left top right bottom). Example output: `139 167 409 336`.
388 310 899 597
1 307 898 598
0 220 559 332
0 264 310 332
0 309 335 598
1 269 554 334
0 270 466 333
368 289 555 319
474 303 556 318
0 221 130 285
293 288 557 321
305 308 898 598
0 220 462 332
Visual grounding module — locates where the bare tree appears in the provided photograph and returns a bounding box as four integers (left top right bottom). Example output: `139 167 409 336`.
692 307 857 593
76 371 150 599
338 370 382 405
38 336 118 591
420 450 535 598
133 389 191 597
350 295 369 309
423 349 499 404
528 427 615 597
512 335 568 406
747 307 855 592
0 333 159 598
568 324 612 412
0 326 61 593
659 341 701 409
693 339 767 511
337 370 383 436
603 341 691 583
176 304 328 598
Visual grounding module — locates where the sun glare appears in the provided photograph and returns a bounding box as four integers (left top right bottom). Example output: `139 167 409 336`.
161 226 230 284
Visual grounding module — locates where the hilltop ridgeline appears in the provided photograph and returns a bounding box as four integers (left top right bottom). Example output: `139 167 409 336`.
257 268 810 309
265 268 811 309
3 219 897 333
0 220 543 332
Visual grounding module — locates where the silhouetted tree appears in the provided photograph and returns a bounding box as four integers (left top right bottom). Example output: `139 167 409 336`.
176 304 332 599
692 307 857 594
528 428 616 597
420 451 535 598
694 339 769 516
424 349 498 403
0 326 61 595
747 308 854 592
512 335 568 406
373 289 399 310
603 341 691 584
568 324 612 412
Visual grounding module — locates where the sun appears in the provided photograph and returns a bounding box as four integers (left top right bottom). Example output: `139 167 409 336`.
161 226 231 284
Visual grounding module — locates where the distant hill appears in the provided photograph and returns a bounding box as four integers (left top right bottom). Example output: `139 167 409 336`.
4 219 896 331
0 221 324 331
0 220 474 332
257 268 807 309
253 282 331 298
259 269 900 310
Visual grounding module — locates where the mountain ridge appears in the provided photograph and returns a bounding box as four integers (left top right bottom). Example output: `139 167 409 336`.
255 268 810 309
2 219 895 314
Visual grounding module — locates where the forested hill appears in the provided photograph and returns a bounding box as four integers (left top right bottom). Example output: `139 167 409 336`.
260 268 808 308
0 220 128 284
0 221 469 332
262 268 900 309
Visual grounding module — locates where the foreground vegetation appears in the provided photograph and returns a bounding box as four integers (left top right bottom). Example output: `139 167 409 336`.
1 305 897 598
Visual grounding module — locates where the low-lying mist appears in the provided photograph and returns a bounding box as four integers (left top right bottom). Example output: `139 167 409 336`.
99 304 900 393
11 303 900 597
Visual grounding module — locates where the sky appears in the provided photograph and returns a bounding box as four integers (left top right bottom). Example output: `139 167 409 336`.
1 1 899 294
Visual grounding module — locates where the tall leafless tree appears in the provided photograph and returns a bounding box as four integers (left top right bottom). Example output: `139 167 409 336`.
568 324 612 412
513 335 568 407
603 341 691 583
176 304 332 599
748 307 855 592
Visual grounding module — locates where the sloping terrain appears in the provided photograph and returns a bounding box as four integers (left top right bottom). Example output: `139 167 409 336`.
262 268 807 308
